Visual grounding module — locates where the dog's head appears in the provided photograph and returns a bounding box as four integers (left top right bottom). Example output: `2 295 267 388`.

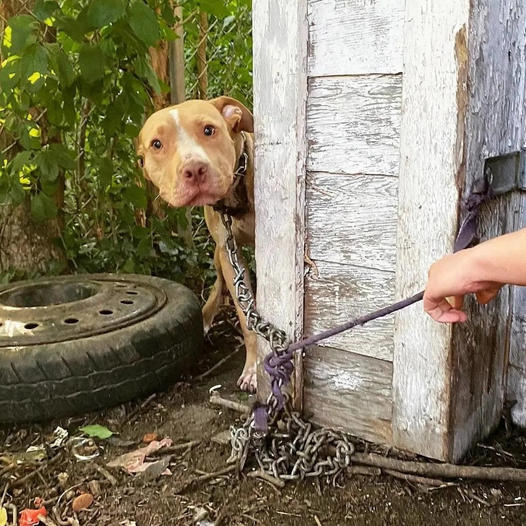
136 97 253 207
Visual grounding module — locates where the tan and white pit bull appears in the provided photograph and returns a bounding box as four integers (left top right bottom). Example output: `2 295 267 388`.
136 97 257 392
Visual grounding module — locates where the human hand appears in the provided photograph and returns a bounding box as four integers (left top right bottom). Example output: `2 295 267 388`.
423 252 502 323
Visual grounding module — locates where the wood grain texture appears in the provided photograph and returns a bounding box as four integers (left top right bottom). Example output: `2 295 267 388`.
304 260 394 362
307 75 402 176
304 345 392 444
450 197 513 459
253 1 308 402
450 0 526 460
306 172 398 272
507 192 526 426
307 0 404 77
392 1 470 461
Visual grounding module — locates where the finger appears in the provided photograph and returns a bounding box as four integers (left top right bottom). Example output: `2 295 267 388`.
425 299 467 323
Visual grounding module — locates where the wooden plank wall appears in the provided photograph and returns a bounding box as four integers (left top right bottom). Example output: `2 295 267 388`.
394 0 526 461
450 0 526 458
302 0 404 444
253 1 308 401
392 1 471 461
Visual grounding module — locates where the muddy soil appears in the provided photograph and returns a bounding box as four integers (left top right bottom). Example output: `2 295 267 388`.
1 312 526 526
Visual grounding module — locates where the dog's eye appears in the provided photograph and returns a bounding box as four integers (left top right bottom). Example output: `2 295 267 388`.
137 156 144 168
151 139 162 150
203 125 215 137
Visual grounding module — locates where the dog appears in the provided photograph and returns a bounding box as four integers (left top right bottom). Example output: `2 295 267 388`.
136 97 257 392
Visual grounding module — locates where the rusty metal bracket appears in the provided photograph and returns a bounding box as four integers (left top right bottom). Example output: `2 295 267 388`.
485 149 526 195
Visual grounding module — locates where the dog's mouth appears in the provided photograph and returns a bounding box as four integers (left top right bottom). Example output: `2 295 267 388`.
174 186 224 207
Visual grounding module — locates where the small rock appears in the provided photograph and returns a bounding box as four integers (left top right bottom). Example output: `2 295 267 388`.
72 493 94 513
88 480 101 497
57 472 69 489
211 430 231 446
142 433 159 444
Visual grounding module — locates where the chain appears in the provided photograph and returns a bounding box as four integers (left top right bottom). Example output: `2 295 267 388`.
220 212 355 482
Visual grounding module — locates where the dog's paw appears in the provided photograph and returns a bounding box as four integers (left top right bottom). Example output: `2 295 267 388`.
237 365 257 393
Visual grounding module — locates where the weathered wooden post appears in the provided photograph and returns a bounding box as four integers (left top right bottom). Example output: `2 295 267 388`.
253 0 526 462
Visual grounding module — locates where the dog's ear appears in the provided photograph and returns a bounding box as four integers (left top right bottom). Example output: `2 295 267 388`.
209 96 254 133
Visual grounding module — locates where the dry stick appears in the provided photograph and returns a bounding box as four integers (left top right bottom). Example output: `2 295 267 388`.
247 470 286 489
93 464 117 487
195 347 240 382
12 452 63 487
383 469 451 488
352 452 526 482
346 465 381 477
209 393 251 415
121 393 156 426
194 465 236 483
177 465 237 493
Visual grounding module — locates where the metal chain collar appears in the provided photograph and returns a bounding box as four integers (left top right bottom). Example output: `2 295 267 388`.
219 212 355 482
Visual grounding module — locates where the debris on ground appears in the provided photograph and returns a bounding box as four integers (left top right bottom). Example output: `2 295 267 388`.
1 310 526 525
107 438 173 475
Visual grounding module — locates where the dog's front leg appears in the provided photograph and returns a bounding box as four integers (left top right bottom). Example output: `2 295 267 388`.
216 244 258 393
202 247 225 333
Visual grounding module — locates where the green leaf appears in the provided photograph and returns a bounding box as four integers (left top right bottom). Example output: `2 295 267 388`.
49 144 76 170
30 192 57 222
49 46 75 86
79 424 114 440
99 157 114 189
33 0 60 22
11 151 33 173
55 16 88 42
198 0 230 18
128 1 160 47
79 45 105 82
124 184 147 209
86 0 126 29
36 151 60 181
0 57 21 90
3 15 38 54
9 183 26 206
19 44 48 81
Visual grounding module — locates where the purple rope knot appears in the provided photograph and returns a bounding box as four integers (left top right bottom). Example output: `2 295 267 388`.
263 348 294 409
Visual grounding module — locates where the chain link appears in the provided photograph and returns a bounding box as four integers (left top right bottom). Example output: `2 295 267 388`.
220 212 355 482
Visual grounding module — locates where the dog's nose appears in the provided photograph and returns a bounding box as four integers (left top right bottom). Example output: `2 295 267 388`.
182 161 208 183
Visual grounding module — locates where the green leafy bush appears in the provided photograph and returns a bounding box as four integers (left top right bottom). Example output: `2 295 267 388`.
0 0 252 296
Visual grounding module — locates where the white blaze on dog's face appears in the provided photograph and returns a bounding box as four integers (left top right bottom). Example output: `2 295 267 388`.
136 97 253 207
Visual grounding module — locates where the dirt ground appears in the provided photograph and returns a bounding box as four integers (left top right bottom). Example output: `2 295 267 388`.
2 313 526 526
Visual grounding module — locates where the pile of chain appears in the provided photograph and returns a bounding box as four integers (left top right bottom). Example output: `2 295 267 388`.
219 213 355 483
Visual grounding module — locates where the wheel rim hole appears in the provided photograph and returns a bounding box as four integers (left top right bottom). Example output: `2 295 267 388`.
64 318 79 324
99 310 113 316
126 291 139 295
120 300 134 305
115 284 127 288
24 323 39 330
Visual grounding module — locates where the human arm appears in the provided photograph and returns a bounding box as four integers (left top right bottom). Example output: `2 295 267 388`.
423 228 526 323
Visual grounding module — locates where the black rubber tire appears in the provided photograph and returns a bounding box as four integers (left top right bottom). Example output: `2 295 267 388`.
0 274 203 423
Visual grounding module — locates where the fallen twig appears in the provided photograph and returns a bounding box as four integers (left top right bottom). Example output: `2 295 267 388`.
383 469 452 487
194 465 236 483
176 465 237 493
12 452 63 487
121 393 156 426
247 470 285 489
352 452 526 482
194 347 240 382
346 465 381 477
209 393 251 415
93 464 117 486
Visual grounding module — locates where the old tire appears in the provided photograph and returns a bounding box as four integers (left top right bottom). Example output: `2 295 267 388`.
0 274 203 423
